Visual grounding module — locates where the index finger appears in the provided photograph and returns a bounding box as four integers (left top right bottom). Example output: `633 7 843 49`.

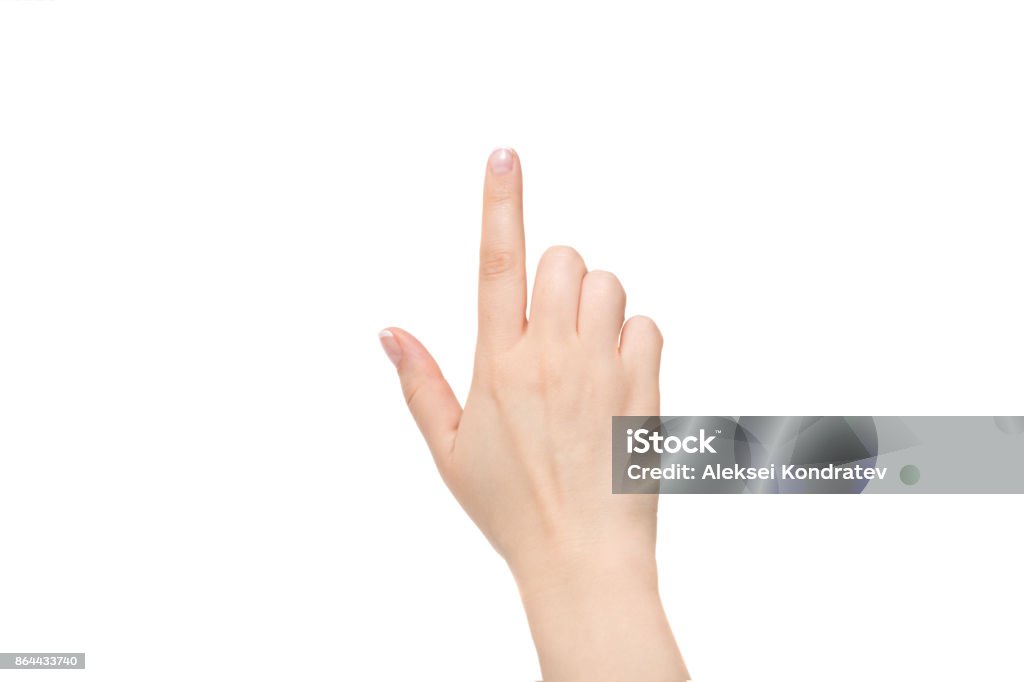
478 148 527 347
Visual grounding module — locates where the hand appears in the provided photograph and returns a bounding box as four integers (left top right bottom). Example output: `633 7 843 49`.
380 148 688 681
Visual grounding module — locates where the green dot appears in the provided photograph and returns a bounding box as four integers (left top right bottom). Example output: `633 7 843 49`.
900 465 920 486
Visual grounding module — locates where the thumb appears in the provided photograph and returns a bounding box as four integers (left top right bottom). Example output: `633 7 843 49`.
378 328 462 471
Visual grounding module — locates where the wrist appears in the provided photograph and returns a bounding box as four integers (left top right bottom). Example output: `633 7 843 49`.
510 541 687 682
511 540 660 607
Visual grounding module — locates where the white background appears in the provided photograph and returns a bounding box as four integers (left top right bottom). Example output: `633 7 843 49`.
1 1 1022 680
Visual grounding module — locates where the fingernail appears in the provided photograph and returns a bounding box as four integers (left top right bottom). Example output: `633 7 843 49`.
378 329 402 367
488 148 514 175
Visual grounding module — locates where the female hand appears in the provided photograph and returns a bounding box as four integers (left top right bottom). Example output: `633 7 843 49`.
380 148 688 682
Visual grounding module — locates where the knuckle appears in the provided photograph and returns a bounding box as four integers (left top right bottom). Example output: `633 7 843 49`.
538 355 566 387
541 244 584 267
480 249 519 279
479 353 516 384
584 269 625 297
628 315 663 346
488 358 514 384
485 186 518 207
403 380 425 410
482 365 542 405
